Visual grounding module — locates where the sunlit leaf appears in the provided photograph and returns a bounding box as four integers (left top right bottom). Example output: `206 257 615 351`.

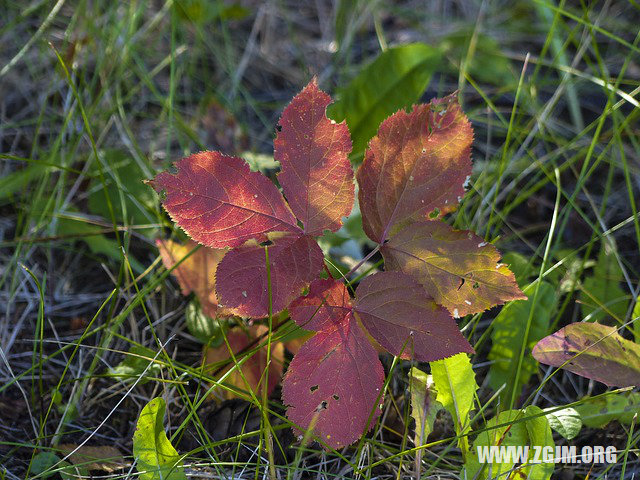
532 322 640 387
157 239 229 318
543 407 582 440
430 353 477 455
275 79 354 235
354 271 473 361
133 398 186 480
357 95 472 243
282 316 384 449
632 298 640 343
148 151 299 248
465 406 554 480
382 221 526 316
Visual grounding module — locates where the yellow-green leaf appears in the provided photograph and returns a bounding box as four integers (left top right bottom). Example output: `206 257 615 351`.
133 397 186 480
382 221 526 316
430 353 477 455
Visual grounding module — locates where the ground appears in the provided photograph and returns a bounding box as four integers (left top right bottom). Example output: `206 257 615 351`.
1 1 640 479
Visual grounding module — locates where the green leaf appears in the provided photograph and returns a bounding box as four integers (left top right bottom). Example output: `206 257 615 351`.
31 452 62 479
0 162 48 202
575 392 640 428
501 251 535 287
174 0 249 23
465 406 554 480
580 245 629 323
334 0 364 49
185 301 226 345
87 150 157 233
133 397 186 480
430 353 477 455
328 43 442 159
632 298 640 343
409 367 443 446
488 281 556 405
110 346 163 384
56 213 145 274
241 151 280 173
556 249 595 294
440 30 515 86
544 407 582 440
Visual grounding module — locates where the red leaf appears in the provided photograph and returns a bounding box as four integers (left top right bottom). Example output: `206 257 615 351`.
282 316 384 448
382 221 526 316
275 79 354 235
215 234 324 317
156 239 230 318
148 151 299 248
288 277 352 331
354 271 473 361
357 95 473 243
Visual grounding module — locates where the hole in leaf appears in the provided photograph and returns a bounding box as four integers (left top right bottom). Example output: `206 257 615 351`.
315 401 328 412
457 278 465 290
429 208 440 219
260 240 274 247
276 124 282 132
310 385 319 392
168 164 178 174
472 282 480 289
332 394 340 401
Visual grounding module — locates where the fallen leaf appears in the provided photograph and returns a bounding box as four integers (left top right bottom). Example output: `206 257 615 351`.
532 322 640 387
133 398 186 480
204 324 284 399
57 445 126 472
157 239 229 318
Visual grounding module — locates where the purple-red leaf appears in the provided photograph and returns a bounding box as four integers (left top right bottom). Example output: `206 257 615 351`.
288 277 352 331
275 79 354 235
357 95 473 243
148 151 299 248
215 234 324 317
354 271 473 361
282 316 384 448
532 322 640 388
382 221 526 317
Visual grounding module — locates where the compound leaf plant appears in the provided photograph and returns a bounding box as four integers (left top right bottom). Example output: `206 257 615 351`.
148 79 526 449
